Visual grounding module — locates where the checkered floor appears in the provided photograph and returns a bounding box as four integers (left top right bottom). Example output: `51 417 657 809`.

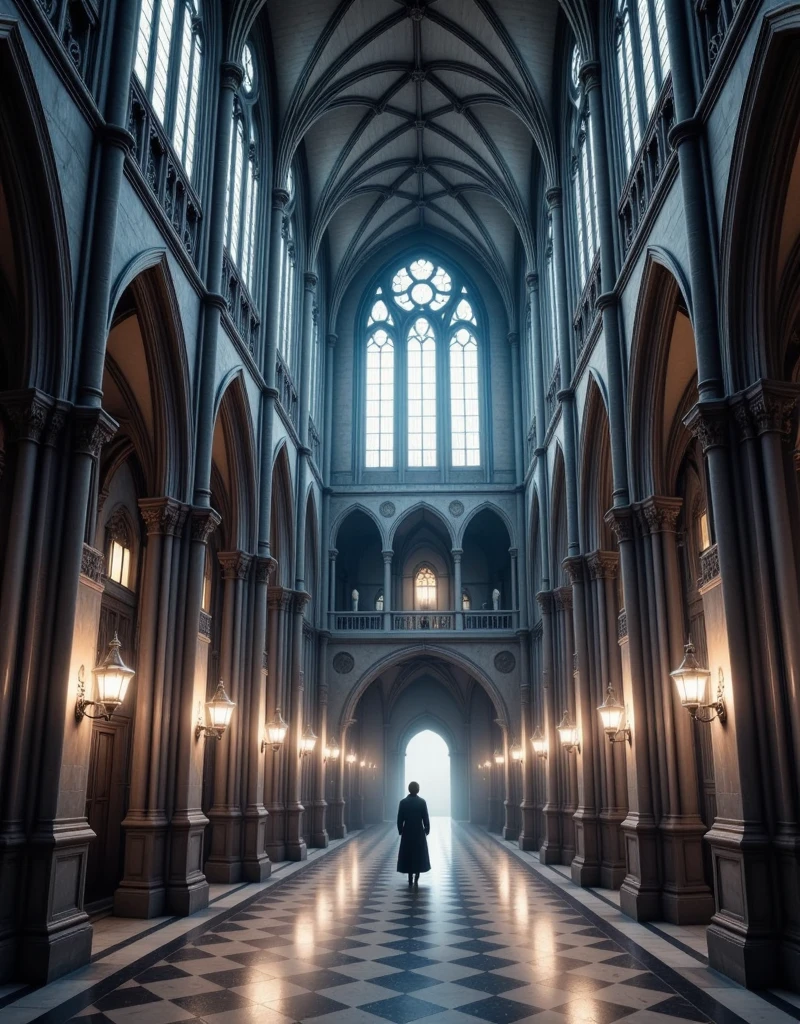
72 821 725 1024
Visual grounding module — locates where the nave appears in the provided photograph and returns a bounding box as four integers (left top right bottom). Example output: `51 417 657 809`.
11 823 794 1024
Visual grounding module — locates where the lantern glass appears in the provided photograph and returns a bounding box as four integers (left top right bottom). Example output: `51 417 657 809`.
325 737 340 761
597 684 625 735
671 641 710 707
93 633 134 709
493 749 505 765
482 758 492 769
531 727 547 758
266 707 289 749
557 710 578 750
346 751 357 764
206 681 235 734
300 723 318 754
510 742 523 762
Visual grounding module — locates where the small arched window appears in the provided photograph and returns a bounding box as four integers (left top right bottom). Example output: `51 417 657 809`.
105 507 134 590
375 592 384 612
415 566 437 610
134 0 204 180
569 46 599 287
615 0 670 170
461 591 471 611
224 43 260 291
278 168 298 370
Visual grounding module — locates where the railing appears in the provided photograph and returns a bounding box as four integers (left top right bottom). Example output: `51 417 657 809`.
334 613 382 631
619 78 675 258
393 612 454 630
695 0 742 89
37 0 101 88
309 418 321 466
573 251 601 355
275 353 298 429
464 611 514 630
128 78 202 264
222 249 260 354
545 362 560 425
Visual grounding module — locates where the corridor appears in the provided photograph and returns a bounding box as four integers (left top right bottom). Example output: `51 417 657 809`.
29 823 783 1024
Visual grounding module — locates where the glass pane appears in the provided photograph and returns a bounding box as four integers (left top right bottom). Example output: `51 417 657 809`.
242 43 255 92
173 6 192 159
450 332 480 467
410 258 434 280
184 33 202 178
407 318 437 468
638 0 657 115
366 331 394 467
134 0 155 84
152 0 175 122
415 566 437 609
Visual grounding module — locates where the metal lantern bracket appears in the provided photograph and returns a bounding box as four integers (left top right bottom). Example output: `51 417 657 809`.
690 668 727 724
75 665 114 721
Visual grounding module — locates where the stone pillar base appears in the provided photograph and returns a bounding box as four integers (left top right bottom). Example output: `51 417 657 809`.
242 807 271 882
707 921 777 988
503 826 520 840
167 811 209 916
540 805 561 863
660 816 714 924
114 814 168 918
285 805 307 861
600 811 627 890
309 799 329 847
619 812 661 921
20 917 93 986
204 808 243 883
266 805 286 862
571 811 601 887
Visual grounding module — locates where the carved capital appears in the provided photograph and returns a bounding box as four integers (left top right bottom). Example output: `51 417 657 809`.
684 400 729 453
268 585 286 610
382 549 394 564
72 406 118 458
220 60 244 92
255 556 278 584
272 187 290 211
219 550 253 580
640 496 682 534
536 590 554 614
139 497 185 536
554 586 572 611
743 380 798 439
81 544 105 583
2 389 54 444
327 333 338 348
578 59 601 92
605 506 634 544
507 331 519 347
304 272 318 292
586 550 619 580
294 590 311 614
525 272 539 293
190 507 221 545
562 556 583 585
545 186 562 210
329 548 338 561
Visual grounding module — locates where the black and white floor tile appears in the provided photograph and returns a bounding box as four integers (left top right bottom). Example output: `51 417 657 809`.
46 821 768 1024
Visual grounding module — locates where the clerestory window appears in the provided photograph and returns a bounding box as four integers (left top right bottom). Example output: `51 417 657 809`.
223 43 260 291
278 167 297 370
569 47 599 288
134 0 204 180
363 257 482 470
615 0 670 170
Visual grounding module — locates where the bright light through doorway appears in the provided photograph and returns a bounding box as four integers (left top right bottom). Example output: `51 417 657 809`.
405 730 451 816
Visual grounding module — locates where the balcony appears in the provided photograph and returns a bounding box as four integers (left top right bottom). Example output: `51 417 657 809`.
328 609 518 633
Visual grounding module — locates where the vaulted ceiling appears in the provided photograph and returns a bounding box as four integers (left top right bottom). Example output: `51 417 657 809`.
265 0 577 320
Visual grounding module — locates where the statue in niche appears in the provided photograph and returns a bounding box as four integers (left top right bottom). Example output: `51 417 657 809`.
492 588 501 611
351 588 359 612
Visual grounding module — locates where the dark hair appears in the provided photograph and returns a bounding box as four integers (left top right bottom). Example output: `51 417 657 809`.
408 781 420 795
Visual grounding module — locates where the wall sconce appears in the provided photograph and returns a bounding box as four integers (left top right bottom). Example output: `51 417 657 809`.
482 758 492 769
76 633 135 722
300 723 318 757
671 642 726 723
530 727 548 759
597 684 631 744
557 709 580 753
346 750 357 765
509 740 523 764
324 737 340 762
493 749 505 766
262 707 288 752
359 759 366 769
196 680 235 740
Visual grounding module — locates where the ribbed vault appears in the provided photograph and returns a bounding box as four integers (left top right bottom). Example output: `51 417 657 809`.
267 0 573 322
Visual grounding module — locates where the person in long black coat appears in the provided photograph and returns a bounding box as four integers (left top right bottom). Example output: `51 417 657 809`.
396 781 431 886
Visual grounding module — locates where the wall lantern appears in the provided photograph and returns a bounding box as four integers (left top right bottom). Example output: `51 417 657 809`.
597 684 631 744
493 749 505 766
346 750 357 765
359 759 366 769
324 737 340 762
300 723 318 757
557 709 580 753
671 641 726 723
530 727 548 759
510 740 523 764
196 680 235 740
482 758 492 769
76 633 135 722
263 707 289 752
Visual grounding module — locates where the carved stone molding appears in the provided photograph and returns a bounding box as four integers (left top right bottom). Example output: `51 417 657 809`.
332 652 354 674
742 381 798 439
198 610 212 639
293 590 311 614
268 585 287 610
536 590 554 614
684 400 729 453
494 651 516 674
139 497 184 536
81 544 105 583
44 403 70 447
451 547 462 563
190 507 221 545
255 557 278 584
382 549 394 564
219 550 253 580
617 609 628 640
449 499 465 517
554 586 572 611
562 556 584 585
698 543 721 589
1 389 53 444
72 407 118 458
605 506 634 544
586 550 619 580
640 496 682 534
220 60 244 92
379 501 396 518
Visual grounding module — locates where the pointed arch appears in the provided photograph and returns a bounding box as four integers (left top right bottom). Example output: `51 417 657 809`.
212 371 258 551
578 373 614 551
458 501 515 547
388 501 455 549
550 444 569 586
271 440 295 587
331 502 385 549
304 487 321 618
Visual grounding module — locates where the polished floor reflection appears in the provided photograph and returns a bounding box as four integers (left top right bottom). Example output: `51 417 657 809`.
67 822 729 1023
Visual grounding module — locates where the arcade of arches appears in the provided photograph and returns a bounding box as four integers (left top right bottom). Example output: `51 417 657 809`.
2 0 800 1017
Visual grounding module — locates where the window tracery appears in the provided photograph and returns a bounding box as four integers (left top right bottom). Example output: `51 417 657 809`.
278 168 298 370
415 566 437 610
134 0 204 180
569 46 599 288
363 257 482 470
224 43 260 291
615 0 671 170
105 507 134 590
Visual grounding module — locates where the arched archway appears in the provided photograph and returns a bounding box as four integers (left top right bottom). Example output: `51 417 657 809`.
404 728 451 817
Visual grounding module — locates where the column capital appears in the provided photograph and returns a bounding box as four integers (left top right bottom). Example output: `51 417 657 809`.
733 380 799 441
327 333 338 348
328 548 338 561
190 506 221 545
304 272 318 292
381 549 394 563
272 187 290 211
586 550 619 580
138 496 186 536
554 586 572 611
684 399 729 453
545 186 563 210
451 547 463 561
293 590 311 614
0 388 54 444
562 555 583 584
72 406 119 458
220 60 244 92
578 59 601 92
507 331 519 347
604 505 635 544
536 590 554 614
254 556 278 584
526 272 539 292
219 550 253 580
508 546 518 558
639 496 683 534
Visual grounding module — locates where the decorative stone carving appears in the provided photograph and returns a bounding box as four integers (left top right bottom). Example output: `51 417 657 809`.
562 556 584 584
139 497 184 536
587 551 618 579
81 544 105 583
536 591 554 614
219 551 252 580
198 611 212 638
72 407 118 458
494 651 516 674
699 544 721 588
449 500 465 517
379 501 396 518
554 587 572 611
605 507 634 544
640 497 682 534
746 382 797 439
332 652 354 674
255 557 278 584
2 390 52 444
190 508 221 544
44 404 69 447
617 608 628 640
684 401 728 453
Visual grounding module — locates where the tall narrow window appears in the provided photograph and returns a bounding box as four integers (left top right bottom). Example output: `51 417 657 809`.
105 508 134 590
224 44 260 292
615 0 671 171
570 47 599 288
134 0 203 181
545 219 559 371
278 168 297 369
449 297 480 467
365 319 394 467
415 567 437 610
407 317 437 468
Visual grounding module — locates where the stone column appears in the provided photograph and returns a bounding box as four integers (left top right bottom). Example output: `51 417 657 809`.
555 587 578 865
285 592 310 860
264 587 286 860
518 631 537 850
243 557 276 881
502 727 518 840
537 592 561 862
310 633 330 848
508 332 524 483
323 335 337 485
328 548 338 621
564 557 600 885
509 547 519 615
452 547 463 629
382 550 393 631
114 498 185 917
329 714 349 839
527 275 551 596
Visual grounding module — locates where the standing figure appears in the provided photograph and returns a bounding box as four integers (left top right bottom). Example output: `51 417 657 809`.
396 781 431 887
492 587 501 610
351 588 359 611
